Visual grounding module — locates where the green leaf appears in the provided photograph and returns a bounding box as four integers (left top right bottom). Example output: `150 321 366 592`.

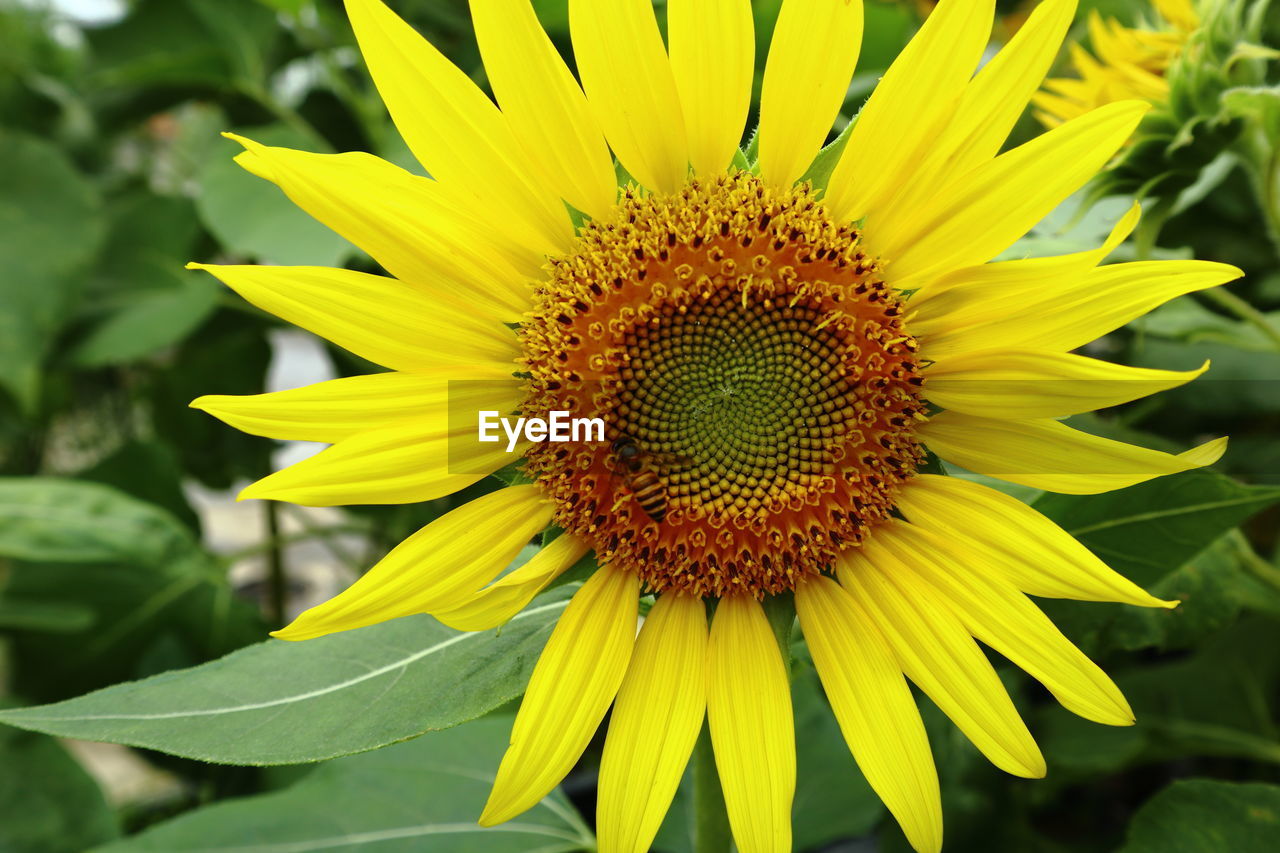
89 190 201 291
0 130 104 411
94 712 593 850
0 4 84 140
85 0 277 92
255 0 308 13
92 715 593 853
800 118 853 194
72 270 220 368
1038 469 1280 576
71 191 217 367
3 554 264 702
1118 616 1280 766
0 477 207 568
0 478 262 699
1033 471 1280 652
0 586 575 765
1219 86 1280 139
195 126 353 267
0 599 95 633
1119 780 1280 852
147 311 274 490
1108 533 1280 651
185 0 278 84
1037 707 1146 776
0 725 119 852
1138 297 1280 353
77 440 202 534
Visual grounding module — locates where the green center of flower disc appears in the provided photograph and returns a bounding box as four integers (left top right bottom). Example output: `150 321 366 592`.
614 284 859 520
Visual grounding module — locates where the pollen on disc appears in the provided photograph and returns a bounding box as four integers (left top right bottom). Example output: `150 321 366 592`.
520 172 925 598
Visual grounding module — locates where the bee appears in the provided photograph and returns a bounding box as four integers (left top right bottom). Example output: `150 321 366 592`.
607 435 686 523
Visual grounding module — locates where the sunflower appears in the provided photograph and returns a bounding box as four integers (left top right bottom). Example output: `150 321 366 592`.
188 0 1241 851
1034 0 1200 126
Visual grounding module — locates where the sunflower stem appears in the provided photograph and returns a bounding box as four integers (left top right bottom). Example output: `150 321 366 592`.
1200 287 1280 352
1230 530 1280 594
692 723 732 853
233 79 329 151
264 501 288 629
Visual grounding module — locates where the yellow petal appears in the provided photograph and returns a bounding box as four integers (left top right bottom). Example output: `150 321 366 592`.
914 258 1243 358
342 0 572 253
237 418 519 507
873 100 1150 289
273 485 553 640
482 566 639 825
1110 61 1172 102
1031 91 1085 127
187 264 518 374
795 575 942 853
469 0 617 220
924 350 1210 419
923 0 1075 177
597 593 707 853
824 0 994 223
668 0 754 177
706 594 795 853
1086 12 1123 66
870 0 1077 228
909 201 1140 308
228 136 538 322
920 411 1227 495
838 549 1045 779
433 534 591 632
1155 0 1199 31
894 475 1175 608
192 372 519 444
875 520 1134 726
757 0 862 188
570 0 689 193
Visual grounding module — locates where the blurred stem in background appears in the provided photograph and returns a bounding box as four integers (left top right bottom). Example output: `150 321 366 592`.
284 6 390 151
1201 287 1280 350
233 78 328 151
1229 529 1280 593
264 501 287 629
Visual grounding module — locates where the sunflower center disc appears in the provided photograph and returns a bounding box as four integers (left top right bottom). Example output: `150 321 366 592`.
521 173 926 598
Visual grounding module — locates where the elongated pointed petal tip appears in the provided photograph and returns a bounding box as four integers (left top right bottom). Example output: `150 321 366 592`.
235 483 268 502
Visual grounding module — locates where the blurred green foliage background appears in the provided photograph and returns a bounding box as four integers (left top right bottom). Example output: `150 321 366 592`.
0 0 1278 851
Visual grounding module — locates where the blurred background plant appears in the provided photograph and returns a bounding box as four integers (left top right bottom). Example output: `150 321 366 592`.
0 0 1277 851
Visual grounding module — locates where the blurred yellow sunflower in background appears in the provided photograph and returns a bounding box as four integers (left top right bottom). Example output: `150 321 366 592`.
1035 0 1201 126
188 0 1241 851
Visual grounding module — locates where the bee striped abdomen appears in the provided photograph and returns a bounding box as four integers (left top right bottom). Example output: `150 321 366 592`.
631 471 667 522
